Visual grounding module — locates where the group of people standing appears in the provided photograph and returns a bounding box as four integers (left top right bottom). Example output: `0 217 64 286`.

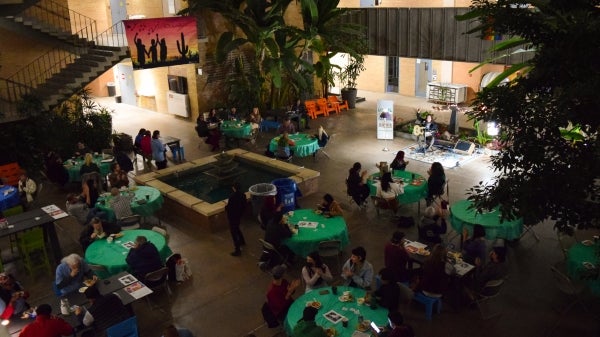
134 128 168 170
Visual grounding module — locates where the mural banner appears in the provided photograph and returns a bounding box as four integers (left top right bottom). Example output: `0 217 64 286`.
124 17 199 69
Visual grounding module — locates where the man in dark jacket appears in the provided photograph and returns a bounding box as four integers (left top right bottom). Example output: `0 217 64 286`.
76 285 131 337
125 236 163 285
226 182 246 256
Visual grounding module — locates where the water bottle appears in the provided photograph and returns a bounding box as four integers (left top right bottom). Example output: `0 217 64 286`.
60 298 70 316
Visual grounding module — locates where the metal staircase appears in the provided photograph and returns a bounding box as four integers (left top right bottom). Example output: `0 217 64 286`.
0 0 130 120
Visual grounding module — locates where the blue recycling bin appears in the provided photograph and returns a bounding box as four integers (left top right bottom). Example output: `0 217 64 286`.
271 178 302 213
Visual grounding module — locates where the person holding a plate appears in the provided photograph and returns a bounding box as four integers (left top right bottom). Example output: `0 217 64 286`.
292 306 327 337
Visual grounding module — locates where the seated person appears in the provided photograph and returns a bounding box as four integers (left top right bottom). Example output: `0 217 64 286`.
75 141 92 158
374 268 400 312
108 163 129 189
376 171 404 213
44 151 69 186
418 206 447 245
381 311 415 337
76 285 131 336
247 107 262 130
462 224 487 267
263 265 300 328
301 252 333 293
315 126 328 147
228 107 241 121
19 304 74 337
264 212 294 260
55 253 95 296
291 99 310 130
341 246 374 290
108 187 135 224
79 153 100 176
79 217 121 252
276 132 295 159
278 117 296 134
195 116 209 138
390 151 409 171
125 235 164 285
66 193 105 226
473 247 508 293
0 272 30 317
317 193 343 217
292 306 327 337
416 112 438 150
18 173 37 207
346 162 370 206
205 109 222 152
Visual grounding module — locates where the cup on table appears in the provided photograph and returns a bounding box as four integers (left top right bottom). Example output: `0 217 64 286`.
145 194 150 200
107 236 113 244
331 286 337 295
341 317 348 327
411 173 415 180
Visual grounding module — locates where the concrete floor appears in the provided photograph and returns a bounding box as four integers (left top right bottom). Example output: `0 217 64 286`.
3 91 599 337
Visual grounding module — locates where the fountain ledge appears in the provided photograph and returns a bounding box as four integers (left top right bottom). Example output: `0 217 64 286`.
133 149 320 232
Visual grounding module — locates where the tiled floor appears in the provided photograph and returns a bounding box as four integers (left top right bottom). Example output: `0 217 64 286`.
3 92 599 337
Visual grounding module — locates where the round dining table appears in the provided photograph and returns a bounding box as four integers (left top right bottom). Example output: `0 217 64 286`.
449 199 523 240
95 186 164 223
84 229 172 279
367 170 428 204
269 133 319 157
220 120 253 139
63 154 112 182
567 242 600 296
0 185 20 212
284 286 389 337
283 209 350 258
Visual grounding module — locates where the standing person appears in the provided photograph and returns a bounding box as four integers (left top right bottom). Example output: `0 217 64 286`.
291 99 310 130
18 304 74 337
18 173 37 208
226 182 247 256
292 306 327 337
140 130 153 169
341 246 374 290
81 178 99 208
416 244 449 298
346 162 369 207
134 128 146 149
301 252 333 293
151 130 167 169
384 231 410 283
374 268 400 312
426 162 446 205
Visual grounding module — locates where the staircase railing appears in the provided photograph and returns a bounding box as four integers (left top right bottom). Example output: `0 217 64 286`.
19 0 97 44
0 21 128 105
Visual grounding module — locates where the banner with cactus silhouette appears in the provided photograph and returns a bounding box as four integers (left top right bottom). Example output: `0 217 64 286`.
124 17 199 69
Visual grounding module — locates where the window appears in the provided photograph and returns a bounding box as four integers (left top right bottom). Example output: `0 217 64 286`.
386 57 399 93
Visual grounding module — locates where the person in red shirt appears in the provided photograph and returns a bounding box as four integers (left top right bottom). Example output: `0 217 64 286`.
140 130 153 169
19 304 74 337
384 231 410 283
263 265 300 327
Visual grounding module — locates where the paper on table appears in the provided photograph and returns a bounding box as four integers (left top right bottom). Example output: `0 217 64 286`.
297 221 319 229
41 204 69 219
118 274 138 286
404 240 427 250
123 281 153 299
323 310 344 324
121 241 136 249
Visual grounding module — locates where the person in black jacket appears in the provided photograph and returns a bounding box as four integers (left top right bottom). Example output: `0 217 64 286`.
125 236 164 285
226 182 247 257
79 217 121 252
76 285 131 337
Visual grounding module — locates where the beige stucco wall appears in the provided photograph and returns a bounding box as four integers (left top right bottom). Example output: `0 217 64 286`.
399 58 416 96
358 55 386 92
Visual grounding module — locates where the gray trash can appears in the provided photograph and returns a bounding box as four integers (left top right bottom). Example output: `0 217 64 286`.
249 183 277 216
107 82 116 97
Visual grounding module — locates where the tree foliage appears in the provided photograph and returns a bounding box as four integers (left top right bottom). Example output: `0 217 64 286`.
458 0 600 231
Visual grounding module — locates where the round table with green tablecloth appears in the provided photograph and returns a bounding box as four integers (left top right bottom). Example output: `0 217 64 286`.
220 120 253 138
269 133 319 157
63 155 112 182
567 242 600 296
367 170 428 204
284 287 389 337
282 209 350 258
84 229 172 278
95 186 164 223
449 199 524 240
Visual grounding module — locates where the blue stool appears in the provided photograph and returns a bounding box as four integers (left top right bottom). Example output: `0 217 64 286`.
413 291 442 320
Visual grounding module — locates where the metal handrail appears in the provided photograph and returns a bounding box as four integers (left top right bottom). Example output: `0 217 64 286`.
20 0 97 43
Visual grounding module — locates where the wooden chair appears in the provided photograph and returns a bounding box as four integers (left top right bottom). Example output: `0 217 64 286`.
328 95 349 112
316 98 335 116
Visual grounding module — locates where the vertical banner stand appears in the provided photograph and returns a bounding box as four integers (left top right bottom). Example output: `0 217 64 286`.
376 100 395 152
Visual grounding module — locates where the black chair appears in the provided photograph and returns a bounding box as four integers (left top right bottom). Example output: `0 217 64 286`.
258 239 289 271
143 267 170 311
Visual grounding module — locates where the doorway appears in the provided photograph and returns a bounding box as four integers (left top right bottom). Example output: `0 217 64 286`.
415 59 431 97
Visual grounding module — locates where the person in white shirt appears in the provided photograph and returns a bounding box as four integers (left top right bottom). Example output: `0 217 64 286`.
376 171 404 213
301 252 333 293
18 173 37 207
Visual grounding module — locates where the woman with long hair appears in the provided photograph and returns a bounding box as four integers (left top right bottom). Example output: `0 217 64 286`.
79 153 100 176
301 251 333 293
417 244 448 297
390 151 409 171
318 193 343 217
347 162 369 206
376 171 403 213
426 161 446 205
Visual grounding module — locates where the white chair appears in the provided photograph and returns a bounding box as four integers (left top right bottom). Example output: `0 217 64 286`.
152 226 169 243
473 279 505 319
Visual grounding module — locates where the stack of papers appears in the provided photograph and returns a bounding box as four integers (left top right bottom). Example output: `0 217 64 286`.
41 204 69 220
297 221 319 228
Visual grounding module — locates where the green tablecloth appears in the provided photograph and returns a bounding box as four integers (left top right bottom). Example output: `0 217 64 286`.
284 287 389 337
63 155 112 182
84 229 172 278
269 133 319 157
221 120 252 138
282 209 350 258
367 170 428 204
95 186 164 223
449 199 523 240
567 242 600 295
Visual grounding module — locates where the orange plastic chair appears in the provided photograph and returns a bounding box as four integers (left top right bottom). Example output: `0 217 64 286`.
327 96 341 114
328 95 349 112
305 100 319 119
316 98 335 116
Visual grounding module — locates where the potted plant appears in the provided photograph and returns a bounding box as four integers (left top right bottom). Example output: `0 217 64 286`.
338 54 365 109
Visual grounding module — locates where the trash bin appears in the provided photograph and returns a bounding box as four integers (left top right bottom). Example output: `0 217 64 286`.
271 178 302 213
249 183 277 216
107 82 116 97
115 96 122 103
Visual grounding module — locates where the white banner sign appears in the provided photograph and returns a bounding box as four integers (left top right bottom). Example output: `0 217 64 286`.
376 100 394 140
